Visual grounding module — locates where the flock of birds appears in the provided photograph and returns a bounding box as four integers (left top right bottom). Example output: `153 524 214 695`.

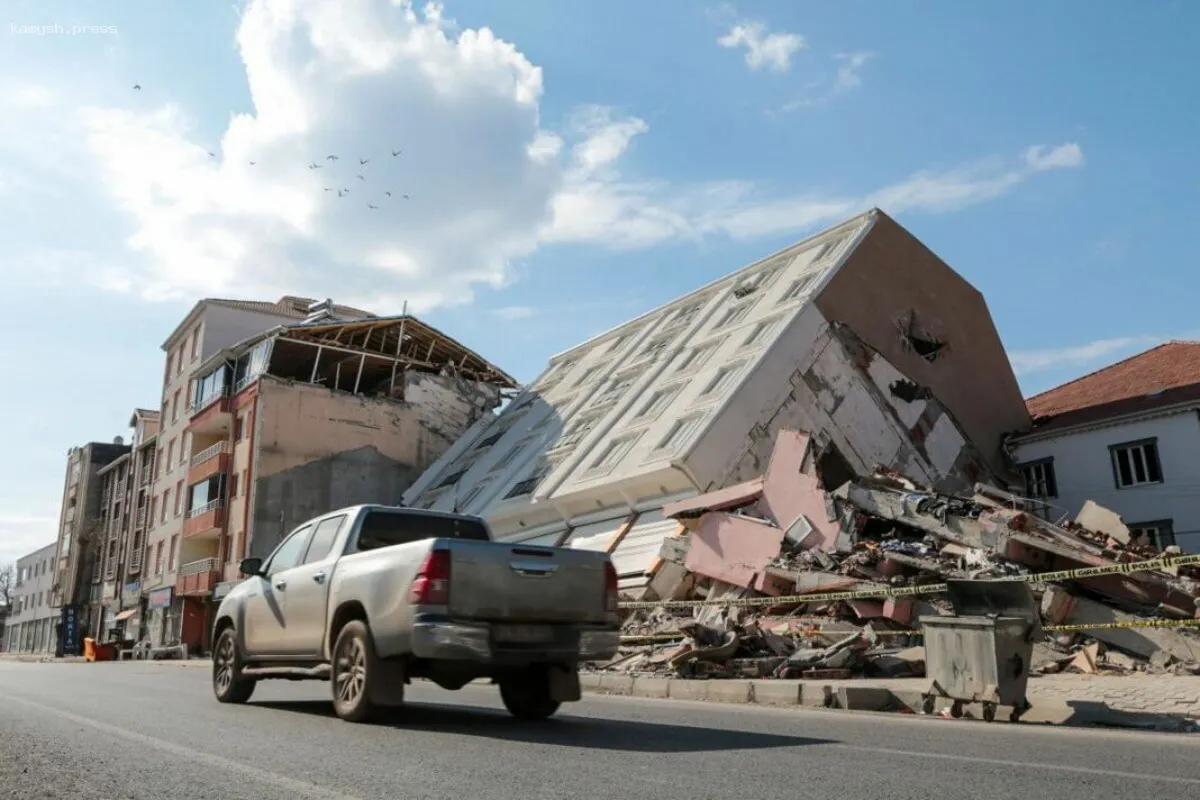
132 83 412 211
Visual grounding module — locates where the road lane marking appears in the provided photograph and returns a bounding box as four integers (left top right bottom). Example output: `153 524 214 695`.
0 691 364 800
831 743 1200 786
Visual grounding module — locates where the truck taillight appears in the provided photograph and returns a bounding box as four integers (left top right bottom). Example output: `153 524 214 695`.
604 561 618 613
409 550 451 606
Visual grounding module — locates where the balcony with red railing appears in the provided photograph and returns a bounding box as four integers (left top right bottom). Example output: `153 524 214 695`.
188 441 231 485
175 558 220 596
183 499 225 539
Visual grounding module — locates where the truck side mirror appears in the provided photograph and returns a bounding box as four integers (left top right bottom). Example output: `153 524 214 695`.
239 557 264 577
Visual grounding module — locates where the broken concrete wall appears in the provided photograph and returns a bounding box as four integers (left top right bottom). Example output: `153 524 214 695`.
401 369 500 444
697 303 994 496
1042 587 1200 664
250 445 423 559
813 210 1031 476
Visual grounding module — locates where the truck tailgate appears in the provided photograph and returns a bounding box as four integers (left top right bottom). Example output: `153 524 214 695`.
446 540 608 624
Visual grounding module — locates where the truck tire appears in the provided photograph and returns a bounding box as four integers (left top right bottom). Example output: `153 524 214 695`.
499 669 561 721
212 627 256 704
331 620 380 723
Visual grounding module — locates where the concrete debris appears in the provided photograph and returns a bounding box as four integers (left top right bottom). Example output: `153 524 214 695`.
598 428 1200 682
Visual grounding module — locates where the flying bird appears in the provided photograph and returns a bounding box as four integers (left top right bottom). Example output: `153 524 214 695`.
132 84 141 91
337 189 344 197
368 204 378 210
326 155 339 161
249 161 256 166
324 187 333 192
403 194 410 199
356 174 365 181
308 162 322 169
207 151 216 157
359 158 369 165
385 191 392 197
391 149 401 157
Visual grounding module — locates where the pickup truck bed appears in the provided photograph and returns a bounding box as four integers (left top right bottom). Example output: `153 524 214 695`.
210 504 621 723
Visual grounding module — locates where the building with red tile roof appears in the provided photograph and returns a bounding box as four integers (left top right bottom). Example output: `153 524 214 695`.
1009 340 1200 553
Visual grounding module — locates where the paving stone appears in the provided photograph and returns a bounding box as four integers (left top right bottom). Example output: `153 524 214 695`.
598 674 634 695
752 680 802 706
800 682 833 708
707 680 753 704
631 677 670 699
668 680 710 702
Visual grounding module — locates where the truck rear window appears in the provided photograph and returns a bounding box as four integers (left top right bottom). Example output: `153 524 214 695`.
354 510 491 552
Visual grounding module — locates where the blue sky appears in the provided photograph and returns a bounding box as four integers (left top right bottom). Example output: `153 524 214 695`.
1 0 1197 567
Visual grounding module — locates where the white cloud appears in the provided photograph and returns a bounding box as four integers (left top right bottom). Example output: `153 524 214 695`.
832 51 875 92
492 305 535 321
718 21 805 73
1024 142 1085 172
1008 335 1165 376
1 0 1086 313
544 141 1086 249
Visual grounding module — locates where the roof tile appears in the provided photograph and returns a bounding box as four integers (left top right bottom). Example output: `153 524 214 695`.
1027 341 1200 421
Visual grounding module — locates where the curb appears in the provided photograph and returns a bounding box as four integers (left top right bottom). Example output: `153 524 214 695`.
578 673 1200 732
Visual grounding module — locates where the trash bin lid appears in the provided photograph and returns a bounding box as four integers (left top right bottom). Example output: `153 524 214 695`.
943 579 1041 635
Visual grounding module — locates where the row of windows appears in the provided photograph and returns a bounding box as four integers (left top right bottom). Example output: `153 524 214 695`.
1020 438 1164 500
419 233 850 511
1020 438 1176 548
537 234 841 397
11 589 46 614
17 558 50 583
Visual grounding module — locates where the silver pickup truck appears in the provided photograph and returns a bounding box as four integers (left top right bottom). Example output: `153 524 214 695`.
210 504 621 723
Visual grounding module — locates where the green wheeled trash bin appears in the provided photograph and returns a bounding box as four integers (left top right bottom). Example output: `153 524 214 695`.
919 579 1041 723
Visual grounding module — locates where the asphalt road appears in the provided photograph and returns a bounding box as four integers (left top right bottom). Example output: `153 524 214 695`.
1 661 1198 800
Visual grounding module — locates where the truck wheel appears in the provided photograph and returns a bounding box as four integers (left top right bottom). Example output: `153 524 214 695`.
331 620 379 723
212 627 256 704
499 669 561 721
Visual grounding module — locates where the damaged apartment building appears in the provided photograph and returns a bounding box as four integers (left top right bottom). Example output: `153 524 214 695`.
162 300 514 651
402 208 1032 595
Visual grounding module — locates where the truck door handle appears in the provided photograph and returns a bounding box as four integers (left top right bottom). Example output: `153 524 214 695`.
273 579 287 591
510 560 558 577
312 571 326 584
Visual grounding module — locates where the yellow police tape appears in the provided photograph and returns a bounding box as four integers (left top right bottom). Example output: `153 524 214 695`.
618 616 1200 644
617 552 1200 611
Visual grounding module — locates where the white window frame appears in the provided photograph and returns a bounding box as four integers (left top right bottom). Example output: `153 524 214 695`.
701 361 747 398
654 412 706 455
575 362 609 387
675 338 723 375
665 299 706 330
635 383 684 421
588 432 642 473
1110 439 1163 489
742 316 782 348
1020 458 1057 499
1128 520 1176 550
779 272 821 304
714 301 755 329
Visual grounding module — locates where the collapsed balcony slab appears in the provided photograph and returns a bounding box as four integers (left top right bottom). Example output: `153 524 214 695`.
684 513 785 591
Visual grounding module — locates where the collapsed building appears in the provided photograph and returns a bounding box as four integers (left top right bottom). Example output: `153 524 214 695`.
606 428 1200 681
401 208 1031 596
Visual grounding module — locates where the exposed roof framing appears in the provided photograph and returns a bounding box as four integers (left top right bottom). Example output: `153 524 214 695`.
277 315 517 388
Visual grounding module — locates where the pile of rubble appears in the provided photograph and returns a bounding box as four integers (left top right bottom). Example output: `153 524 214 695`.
600 430 1200 681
